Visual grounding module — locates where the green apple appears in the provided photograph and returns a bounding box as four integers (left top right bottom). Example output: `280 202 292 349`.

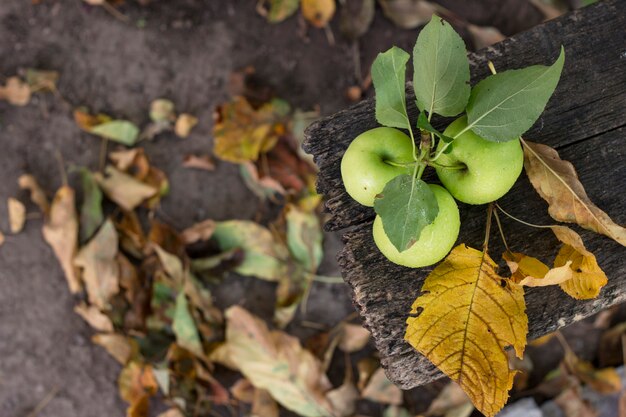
435 116 524 205
373 184 460 268
341 127 414 207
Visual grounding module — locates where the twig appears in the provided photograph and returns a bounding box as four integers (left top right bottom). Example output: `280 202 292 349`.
26 386 60 417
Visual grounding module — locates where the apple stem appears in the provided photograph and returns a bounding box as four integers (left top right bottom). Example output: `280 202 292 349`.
496 203 556 229
483 202 494 253
493 209 510 252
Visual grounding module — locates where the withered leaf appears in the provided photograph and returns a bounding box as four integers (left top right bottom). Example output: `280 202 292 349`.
252 388 280 417
118 362 158 411
8 197 26 234
554 385 598 417
18 174 49 214
378 0 436 29
43 186 80 293
405 244 528 417
95 166 158 212
0 76 31 106
74 302 114 332
362 367 403 405
156 409 184 417
239 162 285 202
92 333 135 365
172 291 204 356
285 204 323 272
503 251 573 287
224 306 333 417
301 0 336 28
149 99 175 122
74 220 119 309
551 226 608 299
78 168 104 242
231 378 255 403
180 219 216 244
182 154 216 172
174 113 198 138
523 140 626 246
425 381 473 417
563 349 621 394
25 69 59 92
326 378 359 417
338 323 370 353
263 0 300 23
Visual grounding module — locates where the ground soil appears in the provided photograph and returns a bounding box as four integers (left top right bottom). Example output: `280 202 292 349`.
0 1 611 416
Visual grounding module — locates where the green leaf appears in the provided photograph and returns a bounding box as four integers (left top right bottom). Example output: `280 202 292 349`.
286 204 323 272
212 220 288 281
417 112 453 143
266 0 300 23
372 46 411 129
173 291 203 356
413 15 470 117
90 120 140 146
374 175 439 252
78 168 103 243
465 47 565 142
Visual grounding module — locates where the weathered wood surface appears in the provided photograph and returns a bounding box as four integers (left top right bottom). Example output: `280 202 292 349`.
303 0 626 389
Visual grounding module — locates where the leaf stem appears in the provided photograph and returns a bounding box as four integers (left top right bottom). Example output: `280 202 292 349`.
496 203 555 229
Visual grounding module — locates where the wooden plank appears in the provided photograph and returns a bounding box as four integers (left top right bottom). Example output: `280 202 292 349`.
303 0 626 389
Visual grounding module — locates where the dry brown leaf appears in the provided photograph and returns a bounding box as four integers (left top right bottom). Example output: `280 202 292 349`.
252 388 280 417
551 226 608 299
301 0 336 28
357 357 378 391
405 245 528 417
467 25 505 50
74 220 120 309
378 0 435 29
118 361 158 413
208 343 240 371
180 219 216 244
94 166 158 211
109 149 142 171
338 323 370 353
361 367 403 405
620 390 626 417
182 154 216 171
523 140 626 246
18 174 49 214
554 385 598 417
224 305 333 417
563 350 621 394
92 333 134 364
74 302 114 332
326 380 359 417
43 186 80 293
174 113 198 138
156 409 184 417
425 382 472 416
231 378 255 403
503 251 573 287
0 231 4 247
8 198 26 234
0 76 31 106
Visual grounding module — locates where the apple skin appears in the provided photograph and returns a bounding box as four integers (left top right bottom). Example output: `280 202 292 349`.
341 127 415 207
373 184 460 268
435 116 524 205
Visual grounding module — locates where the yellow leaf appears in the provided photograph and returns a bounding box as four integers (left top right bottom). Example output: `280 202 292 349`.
503 251 573 287
118 362 158 416
174 113 198 138
551 226 608 299
18 174 49 214
361 367 403 405
213 96 288 163
8 197 26 234
523 140 626 246
42 186 80 293
94 166 158 211
224 306 333 417
74 302 114 332
0 76 31 106
74 220 120 309
405 244 528 417
301 0 336 28
92 333 135 365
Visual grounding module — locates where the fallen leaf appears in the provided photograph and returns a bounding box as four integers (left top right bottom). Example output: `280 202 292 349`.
182 154 215 171
467 25 505 50
503 251 573 287
212 220 288 281
551 226 608 299
339 0 375 40
563 350 621 394
405 244 528 417
286 204 323 271
8 198 26 234
43 186 80 293
180 219 216 244
239 162 286 202
18 174 49 214
554 385 598 417
326 381 359 417
74 220 119 309
338 323 370 353
262 136 318 196
301 0 336 28
362 367 403 405
384 406 413 417
0 76 31 106
94 166 158 211
24 69 59 92
74 302 114 332
231 378 255 403
174 113 198 138
109 149 142 171
0 231 4 247
357 357 379 391
91 120 140 146
224 306 333 417
252 388 280 417
118 362 158 411
378 0 436 29
213 96 289 163
261 0 300 23
92 333 135 365
208 343 240 371
598 323 626 367
172 291 204 356
523 140 626 246
78 168 104 242
149 99 175 122
425 382 473 417
156 409 184 417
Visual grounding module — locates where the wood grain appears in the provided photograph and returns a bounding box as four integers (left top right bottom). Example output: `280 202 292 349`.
303 0 626 389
